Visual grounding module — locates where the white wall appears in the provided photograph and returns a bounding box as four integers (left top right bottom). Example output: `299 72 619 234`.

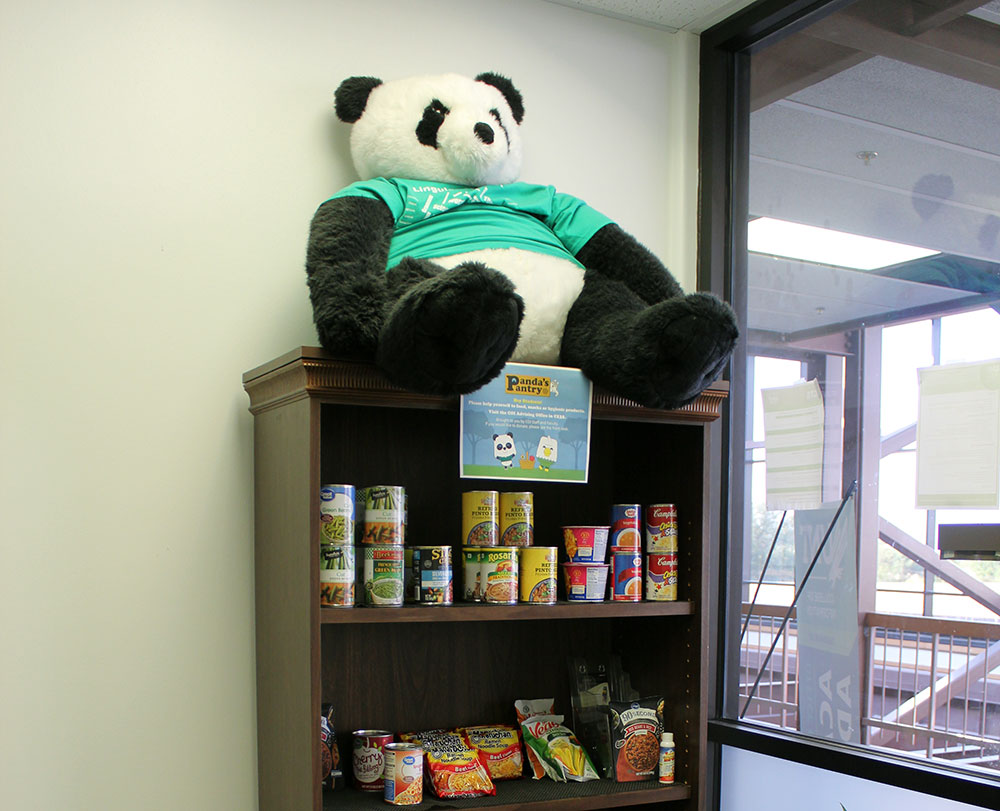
721 747 986 810
0 1 700 808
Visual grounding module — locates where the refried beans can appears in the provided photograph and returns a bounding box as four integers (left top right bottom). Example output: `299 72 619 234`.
482 547 518 604
610 504 642 548
383 742 423 805
352 729 392 792
361 545 404 606
412 545 453 605
500 491 533 546
518 546 557 603
610 548 643 601
462 490 499 546
645 503 678 553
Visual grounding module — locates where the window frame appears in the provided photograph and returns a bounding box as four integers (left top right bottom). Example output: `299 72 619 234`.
698 1 1000 807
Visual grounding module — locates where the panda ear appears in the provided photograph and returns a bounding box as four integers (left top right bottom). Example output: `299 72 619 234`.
475 72 524 124
334 76 383 123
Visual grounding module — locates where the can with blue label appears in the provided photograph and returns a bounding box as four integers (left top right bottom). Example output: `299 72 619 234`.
411 545 453 605
610 548 643 601
319 484 355 545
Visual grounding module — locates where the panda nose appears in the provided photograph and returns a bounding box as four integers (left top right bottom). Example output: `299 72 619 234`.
473 122 495 144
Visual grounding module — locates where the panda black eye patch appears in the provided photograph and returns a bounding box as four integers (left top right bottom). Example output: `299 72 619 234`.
416 98 450 147
490 108 510 150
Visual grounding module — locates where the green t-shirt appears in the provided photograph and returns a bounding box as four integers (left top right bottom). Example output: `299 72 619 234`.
328 177 612 270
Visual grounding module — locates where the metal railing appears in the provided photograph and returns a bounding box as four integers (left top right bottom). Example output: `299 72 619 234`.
739 605 1000 771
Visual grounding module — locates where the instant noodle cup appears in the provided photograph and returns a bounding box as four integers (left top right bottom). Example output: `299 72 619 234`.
562 562 609 602
561 526 609 563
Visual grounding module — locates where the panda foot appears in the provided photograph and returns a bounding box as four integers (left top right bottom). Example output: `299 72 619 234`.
376 261 524 395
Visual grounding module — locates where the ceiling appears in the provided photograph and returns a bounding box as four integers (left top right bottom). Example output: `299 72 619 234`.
542 0 757 33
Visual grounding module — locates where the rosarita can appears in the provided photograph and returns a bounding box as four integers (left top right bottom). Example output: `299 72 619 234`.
462 490 499 546
610 548 643 601
500 491 533 546
353 729 392 792
645 503 678 553
383 742 423 805
362 545 404 606
359 485 405 545
319 544 355 607
482 547 518 604
462 547 484 602
320 484 355 544
518 546 557 603
610 504 642 548
412 545 453 605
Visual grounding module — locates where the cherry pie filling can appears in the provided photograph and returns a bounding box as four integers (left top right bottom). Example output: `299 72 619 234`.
352 729 392 792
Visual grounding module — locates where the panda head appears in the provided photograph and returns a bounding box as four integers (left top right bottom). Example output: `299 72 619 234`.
334 72 524 186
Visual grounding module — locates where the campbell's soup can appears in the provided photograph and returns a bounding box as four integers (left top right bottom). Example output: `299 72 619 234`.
518 546 557 603
359 485 405 545
610 504 642 548
319 484 355 544
462 490 499 546
412 545 453 605
646 552 678 601
646 503 678 553
319 544 355 607
610 547 643 601
353 729 393 792
463 547 484 602
500 491 533 546
383 742 423 805
361 545 404 606
482 547 518 604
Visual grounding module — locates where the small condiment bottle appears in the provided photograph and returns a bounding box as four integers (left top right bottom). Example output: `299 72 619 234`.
658 731 675 784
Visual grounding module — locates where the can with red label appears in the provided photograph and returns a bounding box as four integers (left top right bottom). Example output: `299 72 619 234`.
610 547 643 601
383 742 423 805
352 729 393 792
646 552 678 601
645 503 678 553
610 504 642 548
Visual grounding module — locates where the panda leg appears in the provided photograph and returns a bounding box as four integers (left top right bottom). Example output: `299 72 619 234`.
376 259 524 396
560 270 738 410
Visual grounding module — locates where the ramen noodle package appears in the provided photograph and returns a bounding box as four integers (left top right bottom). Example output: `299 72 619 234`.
609 696 664 782
400 730 495 799
459 725 524 780
519 714 599 783
514 698 556 779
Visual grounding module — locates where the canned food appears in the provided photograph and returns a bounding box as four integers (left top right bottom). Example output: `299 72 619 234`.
319 544 355 607
518 546 557 603
500 491 533 546
462 547 484 602
353 729 393 792
646 552 678 601
362 545 404 606
610 548 643 601
610 504 642 548
645 504 678 553
383 742 423 805
482 547 518 604
412 545 453 605
320 484 355 544
462 490 499 547
359 485 405 545
403 548 415 603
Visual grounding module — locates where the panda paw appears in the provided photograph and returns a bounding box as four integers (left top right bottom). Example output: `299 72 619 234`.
376 261 524 395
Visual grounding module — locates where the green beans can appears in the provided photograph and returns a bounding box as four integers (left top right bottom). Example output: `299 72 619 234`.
320 544 355 607
359 485 405 545
319 484 355 544
362 544 405 606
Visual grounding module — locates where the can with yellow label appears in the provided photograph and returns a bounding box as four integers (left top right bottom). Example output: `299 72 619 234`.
518 546 558 604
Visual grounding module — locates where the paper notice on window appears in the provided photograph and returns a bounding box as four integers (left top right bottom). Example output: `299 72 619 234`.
916 359 1000 509
761 379 825 511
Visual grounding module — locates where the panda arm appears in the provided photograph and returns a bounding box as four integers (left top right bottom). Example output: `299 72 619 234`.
306 196 395 358
574 223 685 305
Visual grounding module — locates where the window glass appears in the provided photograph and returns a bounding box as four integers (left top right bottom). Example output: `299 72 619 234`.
734 0 1000 775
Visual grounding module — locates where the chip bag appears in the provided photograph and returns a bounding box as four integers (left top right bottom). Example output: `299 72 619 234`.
514 698 556 780
519 714 600 783
460 724 523 780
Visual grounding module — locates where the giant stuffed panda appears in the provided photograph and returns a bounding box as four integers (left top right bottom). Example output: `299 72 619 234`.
305 71 737 409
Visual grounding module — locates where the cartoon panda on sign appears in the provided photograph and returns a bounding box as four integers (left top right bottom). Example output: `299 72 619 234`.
306 72 738 409
493 433 516 469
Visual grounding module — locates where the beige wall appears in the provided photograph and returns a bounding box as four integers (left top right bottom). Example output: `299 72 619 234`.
0 1 699 807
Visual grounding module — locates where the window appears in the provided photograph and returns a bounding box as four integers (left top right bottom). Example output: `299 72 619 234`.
702 1 1000 806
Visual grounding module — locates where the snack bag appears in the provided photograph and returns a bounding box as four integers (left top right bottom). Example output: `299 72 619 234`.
460 724 523 780
514 698 556 779
609 696 664 781
520 714 600 783
401 730 496 799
